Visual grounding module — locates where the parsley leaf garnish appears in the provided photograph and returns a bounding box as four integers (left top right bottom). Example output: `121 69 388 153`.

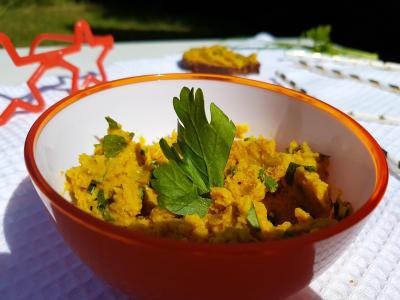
151 87 236 217
152 161 212 217
103 135 127 158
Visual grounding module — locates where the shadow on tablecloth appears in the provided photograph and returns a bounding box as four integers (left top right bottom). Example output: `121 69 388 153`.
0 177 129 300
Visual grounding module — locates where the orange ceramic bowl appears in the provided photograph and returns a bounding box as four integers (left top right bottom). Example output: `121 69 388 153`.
25 74 388 300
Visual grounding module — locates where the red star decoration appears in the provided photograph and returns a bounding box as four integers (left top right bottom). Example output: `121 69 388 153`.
0 20 113 125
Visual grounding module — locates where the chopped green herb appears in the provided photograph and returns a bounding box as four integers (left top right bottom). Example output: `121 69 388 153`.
334 201 352 220
264 176 278 193
128 132 135 140
244 137 251 141
247 202 260 229
258 169 278 193
102 210 114 222
304 166 317 172
103 134 127 158
258 168 266 182
97 190 107 210
231 165 237 176
285 163 318 184
87 180 98 194
105 116 120 129
285 162 300 184
96 190 114 221
151 87 236 217
139 188 145 200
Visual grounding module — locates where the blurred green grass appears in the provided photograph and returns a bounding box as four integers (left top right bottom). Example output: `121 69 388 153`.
0 1 192 47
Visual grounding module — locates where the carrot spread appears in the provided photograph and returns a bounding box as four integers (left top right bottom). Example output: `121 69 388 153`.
65 87 352 243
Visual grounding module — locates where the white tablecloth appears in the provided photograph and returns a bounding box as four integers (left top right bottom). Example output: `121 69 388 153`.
1 40 399 299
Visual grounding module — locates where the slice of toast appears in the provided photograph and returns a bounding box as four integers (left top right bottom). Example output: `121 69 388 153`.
182 45 260 75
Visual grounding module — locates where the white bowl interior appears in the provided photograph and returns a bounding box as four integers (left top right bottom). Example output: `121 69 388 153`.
35 79 376 211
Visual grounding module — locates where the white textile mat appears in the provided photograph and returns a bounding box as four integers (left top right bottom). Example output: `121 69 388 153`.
0 42 399 299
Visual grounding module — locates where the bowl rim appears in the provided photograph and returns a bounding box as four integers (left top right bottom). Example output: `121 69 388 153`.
24 73 388 253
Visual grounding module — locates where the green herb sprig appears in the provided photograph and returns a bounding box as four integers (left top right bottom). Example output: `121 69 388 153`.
151 87 236 217
238 25 378 60
301 25 378 59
